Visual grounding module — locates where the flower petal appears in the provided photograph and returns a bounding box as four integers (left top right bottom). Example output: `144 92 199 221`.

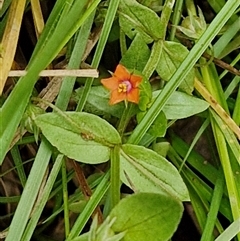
101 77 119 91
114 64 130 81
127 88 139 104
130 74 142 88
109 89 126 105
101 64 143 105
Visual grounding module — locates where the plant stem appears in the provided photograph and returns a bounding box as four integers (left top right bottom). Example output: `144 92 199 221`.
142 40 162 81
110 145 121 209
62 158 70 237
185 0 197 16
119 29 127 56
160 0 176 40
169 0 183 41
66 171 110 240
117 103 135 137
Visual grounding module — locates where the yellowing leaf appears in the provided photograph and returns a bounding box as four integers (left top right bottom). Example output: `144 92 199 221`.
0 0 26 94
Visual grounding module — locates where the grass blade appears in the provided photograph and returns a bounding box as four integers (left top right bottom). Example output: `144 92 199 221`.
5 138 52 241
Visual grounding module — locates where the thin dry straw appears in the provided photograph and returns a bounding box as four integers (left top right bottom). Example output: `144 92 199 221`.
8 69 99 78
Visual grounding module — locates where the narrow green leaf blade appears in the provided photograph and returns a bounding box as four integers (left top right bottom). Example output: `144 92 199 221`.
5 138 52 241
215 219 240 241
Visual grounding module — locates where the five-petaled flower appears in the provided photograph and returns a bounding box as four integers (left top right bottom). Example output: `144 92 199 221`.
101 64 142 105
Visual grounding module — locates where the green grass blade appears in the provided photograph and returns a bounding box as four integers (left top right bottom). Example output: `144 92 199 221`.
211 110 240 165
215 219 240 241
169 0 183 41
55 11 95 110
110 145 121 209
213 17 240 58
21 154 63 241
179 118 210 172
10 145 27 186
62 158 70 238
211 116 240 227
5 138 52 241
168 147 232 221
232 84 240 126
28 0 67 64
200 172 225 241
170 132 219 185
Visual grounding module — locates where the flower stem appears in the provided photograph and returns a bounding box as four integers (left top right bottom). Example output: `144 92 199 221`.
117 103 135 137
110 103 136 210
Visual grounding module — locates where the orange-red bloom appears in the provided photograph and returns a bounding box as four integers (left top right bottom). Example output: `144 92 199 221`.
101 64 142 105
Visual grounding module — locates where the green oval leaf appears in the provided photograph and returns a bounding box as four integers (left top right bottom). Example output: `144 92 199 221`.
156 41 195 94
35 112 121 164
120 144 189 201
152 90 210 119
120 34 151 71
110 193 183 241
75 86 125 118
119 0 163 43
137 111 167 137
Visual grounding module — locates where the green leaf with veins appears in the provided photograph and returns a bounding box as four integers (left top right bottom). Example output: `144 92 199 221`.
110 192 183 241
120 144 189 201
156 41 195 94
120 34 151 72
153 90 209 119
119 0 163 43
35 112 121 164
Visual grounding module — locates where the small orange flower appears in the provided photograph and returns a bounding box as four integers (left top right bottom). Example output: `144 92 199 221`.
101 64 142 105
